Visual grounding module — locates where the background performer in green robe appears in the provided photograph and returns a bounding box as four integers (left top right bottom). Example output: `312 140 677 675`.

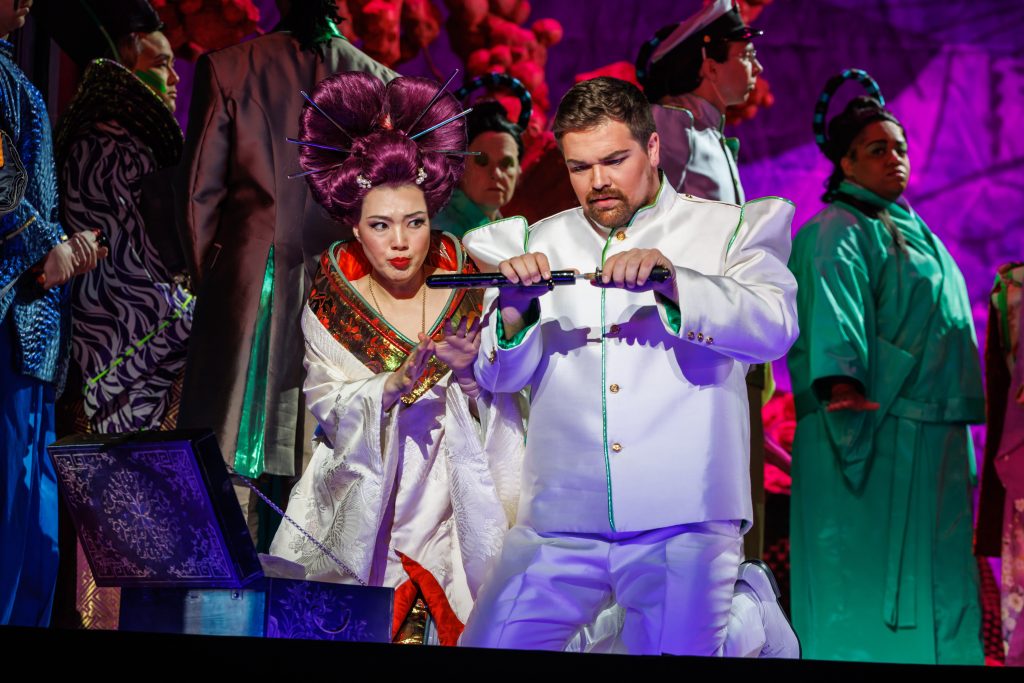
787 71 985 664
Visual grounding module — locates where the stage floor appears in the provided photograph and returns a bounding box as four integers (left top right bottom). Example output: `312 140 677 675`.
1 626 1014 676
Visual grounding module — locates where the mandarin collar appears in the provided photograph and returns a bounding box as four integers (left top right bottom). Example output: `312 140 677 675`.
839 179 913 218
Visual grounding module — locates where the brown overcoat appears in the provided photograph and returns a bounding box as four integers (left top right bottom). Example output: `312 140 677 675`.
176 33 394 475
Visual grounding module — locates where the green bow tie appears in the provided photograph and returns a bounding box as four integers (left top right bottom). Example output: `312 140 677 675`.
724 137 740 161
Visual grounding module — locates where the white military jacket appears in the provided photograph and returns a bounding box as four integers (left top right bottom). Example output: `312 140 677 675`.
463 179 797 534
653 95 745 204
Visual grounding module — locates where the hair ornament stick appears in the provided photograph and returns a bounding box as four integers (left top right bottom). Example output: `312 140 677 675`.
300 90 354 140
286 137 350 154
287 162 345 180
406 68 460 137
410 108 473 141
428 150 482 156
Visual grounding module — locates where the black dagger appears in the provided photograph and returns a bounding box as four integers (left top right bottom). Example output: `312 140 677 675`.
426 267 673 290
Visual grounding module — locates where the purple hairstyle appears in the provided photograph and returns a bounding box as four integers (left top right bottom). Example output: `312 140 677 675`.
299 72 467 226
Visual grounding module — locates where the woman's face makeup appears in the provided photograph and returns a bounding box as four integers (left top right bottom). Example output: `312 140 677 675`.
353 183 432 290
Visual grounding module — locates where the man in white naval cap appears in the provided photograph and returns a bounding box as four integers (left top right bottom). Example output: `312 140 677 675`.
636 0 763 204
637 0 785 596
459 75 798 656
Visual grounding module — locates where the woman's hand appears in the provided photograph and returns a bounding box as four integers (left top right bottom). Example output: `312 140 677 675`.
826 382 880 412
434 316 480 376
434 316 482 399
383 339 435 411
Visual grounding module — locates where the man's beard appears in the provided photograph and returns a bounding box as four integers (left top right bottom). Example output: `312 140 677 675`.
583 189 638 229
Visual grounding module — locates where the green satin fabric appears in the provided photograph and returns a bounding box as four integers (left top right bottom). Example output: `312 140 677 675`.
430 189 496 239
234 246 274 479
724 136 740 160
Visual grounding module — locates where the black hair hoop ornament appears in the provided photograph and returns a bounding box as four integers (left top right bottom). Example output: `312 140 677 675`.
813 69 886 155
454 72 533 131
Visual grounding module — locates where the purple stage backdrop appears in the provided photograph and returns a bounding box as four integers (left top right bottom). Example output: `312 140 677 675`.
175 0 1022 388
403 0 1024 391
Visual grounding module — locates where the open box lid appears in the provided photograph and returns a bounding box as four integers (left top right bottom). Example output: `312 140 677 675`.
48 429 263 589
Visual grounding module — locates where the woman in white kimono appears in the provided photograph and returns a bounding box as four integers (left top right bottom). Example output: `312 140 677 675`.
269 72 524 626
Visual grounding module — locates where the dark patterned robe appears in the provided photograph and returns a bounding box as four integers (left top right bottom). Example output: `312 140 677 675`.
56 59 190 433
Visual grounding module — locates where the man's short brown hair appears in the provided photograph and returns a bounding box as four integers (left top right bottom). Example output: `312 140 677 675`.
552 77 656 148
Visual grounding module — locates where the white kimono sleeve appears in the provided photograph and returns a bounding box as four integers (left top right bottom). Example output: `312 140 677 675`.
268 306 403 585
442 383 525 598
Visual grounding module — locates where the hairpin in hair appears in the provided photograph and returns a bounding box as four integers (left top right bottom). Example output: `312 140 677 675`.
286 137 350 154
415 167 427 185
410 108 474 141
406 68 460 138
428 150 482 156
356 175 373 189
301 90 354 141
287 162 345 180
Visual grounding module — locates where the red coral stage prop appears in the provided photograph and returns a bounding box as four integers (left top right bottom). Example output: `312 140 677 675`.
445 0 562 124
152 0 261 60
440 1 575 220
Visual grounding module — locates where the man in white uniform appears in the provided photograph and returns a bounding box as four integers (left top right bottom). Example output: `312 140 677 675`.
459 76 798 655
638 0 782 575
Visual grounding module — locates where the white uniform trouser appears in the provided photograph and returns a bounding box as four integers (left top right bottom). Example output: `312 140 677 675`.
461 520 743 655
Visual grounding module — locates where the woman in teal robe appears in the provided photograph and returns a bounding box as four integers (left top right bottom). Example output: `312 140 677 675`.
431 101 522 240
787 92 985 664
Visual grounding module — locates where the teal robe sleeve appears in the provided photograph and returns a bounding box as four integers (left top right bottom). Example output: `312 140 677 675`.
794 219 877 489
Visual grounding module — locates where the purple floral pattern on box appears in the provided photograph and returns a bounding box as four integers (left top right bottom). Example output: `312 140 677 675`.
266 579 392 643
52 443 241 587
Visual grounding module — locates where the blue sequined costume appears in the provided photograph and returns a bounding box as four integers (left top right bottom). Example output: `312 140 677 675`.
0 37 65 627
